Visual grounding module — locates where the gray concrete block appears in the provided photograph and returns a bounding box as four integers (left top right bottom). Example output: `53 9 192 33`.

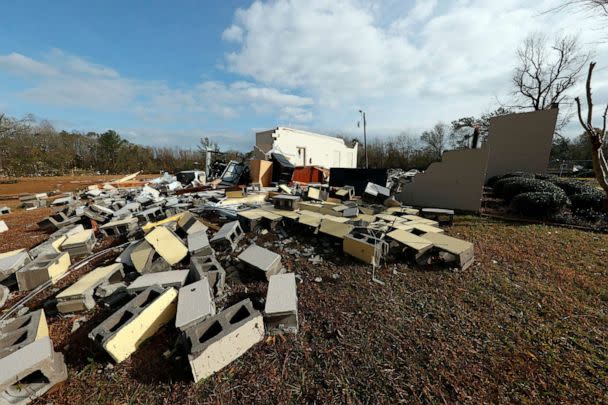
37 211 79 233
100 217 139 237
0 206 11 215
187 230 213 257
209 221 244 252
0 336 67 405
175 279 216 331
177 212 208 235
89 286 177 363
16 251 71 291
126 270 189 293
184 299 264 382
130 240 155 273
0 309 48 359
264 273 298 334
56 263 124 313
420 208 455 225
189 256 225 297
237 245 283 281
0 250 31 282
60 229 96 257
272 195 300 211
0 284 9 308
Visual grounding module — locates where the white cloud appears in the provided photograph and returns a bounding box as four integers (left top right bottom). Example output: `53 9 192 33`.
0 53 58 77
223 0 608 135
222 25 244 42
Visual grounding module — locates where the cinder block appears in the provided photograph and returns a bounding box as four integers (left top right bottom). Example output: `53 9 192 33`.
319 219 354 239
175 279 216 331
343 233 388 266
16 252 70 291
60 229 96 257
177 212 208 235
37 211 79 233
333 187 354 201
237 245 283 281
100 217 138 237
363 182 390 204
136 206 165 225
0 250 32 282
387 229 433 253
0 336 67 405
0 309 49 359
420 208 455 225
184 299 264 382
126 270 189 293
56 263 124 313
0 206 11 215
0 221 8 233
272 195 300 211
130 240 155 273
0 285 9 308
89 286 178 363
421 232 475 270
307 187 328 201
210 221 244 252
187 230 213 257
144 226 188 265
189 256 225 297
264 273 298 334
237 209 264 232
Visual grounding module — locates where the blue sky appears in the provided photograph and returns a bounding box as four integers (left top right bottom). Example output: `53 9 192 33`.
0 0 606 151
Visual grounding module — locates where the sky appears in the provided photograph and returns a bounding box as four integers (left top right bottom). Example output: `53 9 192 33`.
0 0 607 151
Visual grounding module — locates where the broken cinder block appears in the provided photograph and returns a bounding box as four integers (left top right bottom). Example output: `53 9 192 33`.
343 232 388 266
264 273 298 335
88 286 178 363
184 299 264 382
421 232 474 270
189 256 226 298
0 336 67 405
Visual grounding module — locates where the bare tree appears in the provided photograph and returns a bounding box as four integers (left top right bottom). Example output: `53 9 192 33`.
574 62 608 201
552 0 608 16
513 33 590 113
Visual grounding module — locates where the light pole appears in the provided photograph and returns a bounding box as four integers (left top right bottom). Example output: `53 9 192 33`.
358 109 368 168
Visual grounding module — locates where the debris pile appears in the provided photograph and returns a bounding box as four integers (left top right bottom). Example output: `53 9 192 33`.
0 169 473 404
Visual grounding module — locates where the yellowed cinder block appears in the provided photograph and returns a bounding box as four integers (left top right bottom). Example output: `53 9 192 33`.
103 288 178 363
319 219 354 239
387 229 433 253
144 226 188 265
142 213 185 233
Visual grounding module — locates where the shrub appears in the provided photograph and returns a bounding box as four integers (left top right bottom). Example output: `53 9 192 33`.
534 173 557 182
493 177 520 197
511 191 570 217
550 178 599 196
500 178 565 201
487 171 533 187
570 191 606 212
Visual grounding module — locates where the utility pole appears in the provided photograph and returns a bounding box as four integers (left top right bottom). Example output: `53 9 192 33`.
358 109 368 168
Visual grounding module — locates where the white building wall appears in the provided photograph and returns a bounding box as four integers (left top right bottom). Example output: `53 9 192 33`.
254 127 358 168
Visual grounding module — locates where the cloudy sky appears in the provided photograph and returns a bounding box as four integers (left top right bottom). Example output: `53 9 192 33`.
0 0 606 150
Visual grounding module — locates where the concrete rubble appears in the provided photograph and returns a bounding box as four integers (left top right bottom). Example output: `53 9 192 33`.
0 163 476 397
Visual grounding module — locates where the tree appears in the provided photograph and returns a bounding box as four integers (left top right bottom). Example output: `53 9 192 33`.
513 33 590 112
574 62 608 201
450 107 512 149
97 130 126 173
420 123 448 160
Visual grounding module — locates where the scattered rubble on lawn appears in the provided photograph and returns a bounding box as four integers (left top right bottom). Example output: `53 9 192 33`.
0 159 475 403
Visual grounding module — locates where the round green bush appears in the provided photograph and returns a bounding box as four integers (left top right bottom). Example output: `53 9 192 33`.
500 178 565 201
511 191 570 217
550 178 599 196
570 191 606 212
493 177 521 197
487 171 533 187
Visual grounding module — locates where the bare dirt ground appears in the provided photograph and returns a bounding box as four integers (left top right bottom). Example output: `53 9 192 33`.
0 174 158 208
0 177 606 404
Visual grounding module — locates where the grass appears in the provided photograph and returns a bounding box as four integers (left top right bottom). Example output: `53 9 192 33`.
14 215 607 404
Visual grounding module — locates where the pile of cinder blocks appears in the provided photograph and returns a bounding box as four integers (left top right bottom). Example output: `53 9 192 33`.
0 310 67 405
